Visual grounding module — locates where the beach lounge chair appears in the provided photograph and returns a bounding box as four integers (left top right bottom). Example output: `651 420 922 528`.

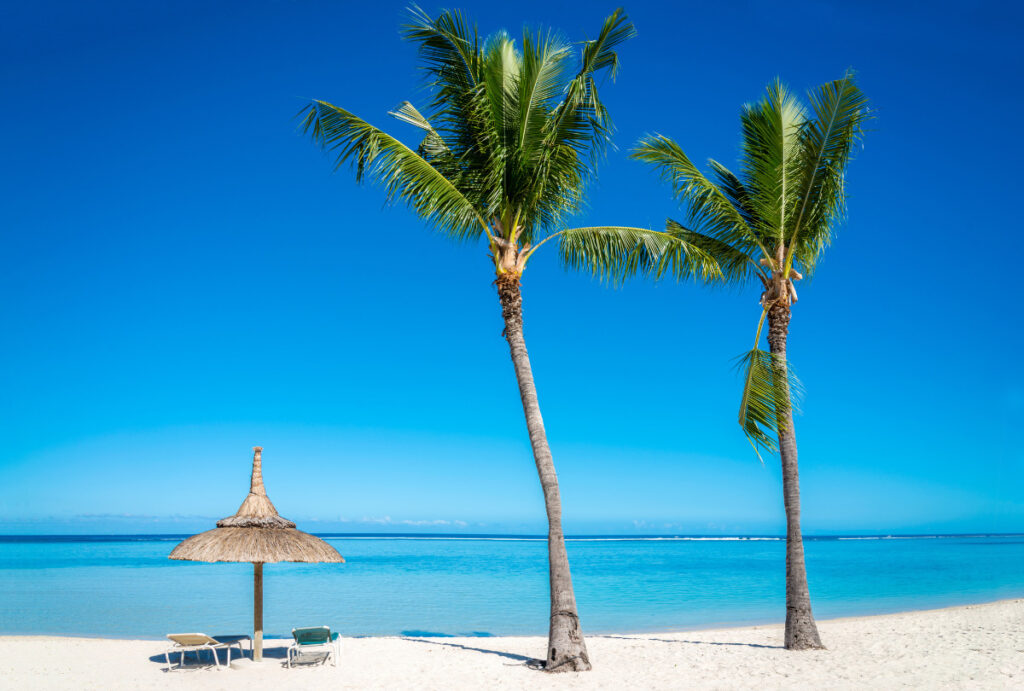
287 626 341 667
164 633 251 670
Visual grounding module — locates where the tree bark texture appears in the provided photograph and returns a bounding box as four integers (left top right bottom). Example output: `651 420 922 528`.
767 303 824 650
496 273 592 672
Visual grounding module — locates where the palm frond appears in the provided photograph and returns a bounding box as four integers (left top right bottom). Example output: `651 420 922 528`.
506 33 577 240
665 219 763 284
306 8 636 255
402 6 481 92
514 10 635 244
706 160 761 252
477 31 521 209
517 30 573 161
388 100 450 157
786 71 871 275
556 225 723 285
737 79 806 248
735 348 802 460
388 100 434 132
481 30 519 141
388 100 467 185
578 7 635 80
547 8 636 157
632 135 765 258
299 99 487 239
401 4 496 200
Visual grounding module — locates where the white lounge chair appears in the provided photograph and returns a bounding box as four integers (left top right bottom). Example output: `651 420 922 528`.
287 626 340 667
164 633 251 670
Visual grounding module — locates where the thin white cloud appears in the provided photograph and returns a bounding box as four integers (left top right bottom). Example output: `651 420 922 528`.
342 516 468 527
73 513 217 522
3 513 472 529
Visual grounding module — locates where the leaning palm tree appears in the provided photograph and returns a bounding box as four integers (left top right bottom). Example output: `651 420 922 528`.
632 73 871 650
299 7 718 671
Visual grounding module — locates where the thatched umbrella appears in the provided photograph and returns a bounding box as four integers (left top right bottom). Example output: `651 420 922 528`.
170 446 344 661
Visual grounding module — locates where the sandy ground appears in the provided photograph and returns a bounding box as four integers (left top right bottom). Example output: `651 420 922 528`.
1 599 1021 690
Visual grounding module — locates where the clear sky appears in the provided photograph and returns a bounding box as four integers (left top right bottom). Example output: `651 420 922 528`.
1 0 1021 535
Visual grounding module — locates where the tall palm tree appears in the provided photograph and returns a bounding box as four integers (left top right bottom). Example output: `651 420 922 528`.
632 73 871 650
299 8 718 671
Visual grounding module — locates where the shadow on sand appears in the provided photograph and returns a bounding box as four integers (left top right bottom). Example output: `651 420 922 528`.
598 634 783 650
149 643 309 671
148 633 780 672
403 637 542 668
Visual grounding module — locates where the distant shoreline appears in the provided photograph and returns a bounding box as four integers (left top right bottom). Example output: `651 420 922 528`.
2 531 1023 542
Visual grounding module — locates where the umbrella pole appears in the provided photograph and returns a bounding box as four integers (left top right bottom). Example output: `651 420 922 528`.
254 562 263 661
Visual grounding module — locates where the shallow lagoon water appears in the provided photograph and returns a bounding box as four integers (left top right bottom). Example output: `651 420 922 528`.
1 534 1021 638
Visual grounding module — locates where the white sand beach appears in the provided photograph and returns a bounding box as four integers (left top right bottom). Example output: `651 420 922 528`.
1 599 1020 690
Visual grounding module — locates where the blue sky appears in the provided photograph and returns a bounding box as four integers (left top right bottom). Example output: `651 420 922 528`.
1 0 1021 535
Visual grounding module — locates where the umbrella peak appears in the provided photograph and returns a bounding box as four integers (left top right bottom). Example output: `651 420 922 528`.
216 447 296 529
170 445 344 564
250 446 265 496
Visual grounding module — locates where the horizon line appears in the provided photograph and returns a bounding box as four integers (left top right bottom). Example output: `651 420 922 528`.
1 531 1022 542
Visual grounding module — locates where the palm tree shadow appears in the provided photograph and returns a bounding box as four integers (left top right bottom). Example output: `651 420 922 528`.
598 635 783 650
404 638 542 667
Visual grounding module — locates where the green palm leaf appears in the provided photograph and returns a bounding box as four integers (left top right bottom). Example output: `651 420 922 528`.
548 8 635 156
556 225 723 285
632 135 767 259
401 6 496 198
402 6 481 96
737 80 805 245
664 219 762 283
517 30 573 161
786 71 872 275
299 100 487 239
388 101 462 178
735 348 802 460
579 7 634 78
304 8 636 257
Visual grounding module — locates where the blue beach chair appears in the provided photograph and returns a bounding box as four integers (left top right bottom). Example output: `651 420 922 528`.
287 625 341 667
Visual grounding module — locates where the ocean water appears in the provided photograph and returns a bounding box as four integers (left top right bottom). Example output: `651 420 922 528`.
0 534 1021 639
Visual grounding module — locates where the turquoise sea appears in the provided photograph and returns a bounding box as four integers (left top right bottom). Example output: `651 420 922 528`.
1 534 1022 639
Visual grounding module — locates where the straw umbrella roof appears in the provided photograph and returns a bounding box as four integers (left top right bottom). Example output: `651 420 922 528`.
170 446 343 662
169 447 344 564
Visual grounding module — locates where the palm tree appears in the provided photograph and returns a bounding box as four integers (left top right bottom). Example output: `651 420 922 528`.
632 73 871 650
299 8 718 671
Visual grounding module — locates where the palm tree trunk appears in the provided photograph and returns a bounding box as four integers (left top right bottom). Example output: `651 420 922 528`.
767 303 824 650
496 272 591 673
